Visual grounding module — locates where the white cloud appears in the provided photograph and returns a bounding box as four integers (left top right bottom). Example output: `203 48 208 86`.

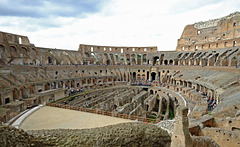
0 0 239 51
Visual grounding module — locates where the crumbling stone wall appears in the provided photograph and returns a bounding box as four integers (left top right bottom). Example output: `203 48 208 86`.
27 122 171 147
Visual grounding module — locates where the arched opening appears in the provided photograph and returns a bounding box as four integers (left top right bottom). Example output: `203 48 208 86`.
169 60 173 65
48 56 53 64
20 86 28 98
65 80 70 88
10 46 17 57
164 60 168 65
150 90 154 94
0 44 5 53
131 54 136 65
71 80 75 88
28 84 35 94
93 78 97 84
133 72 136 81
44 83 50 91
143 54 147 65
19 37 22 44
103 77 107 83
142 74 145 80
106 59 110 65
13 88 20 100
87 78 91 84
58 81 63 88
153 56 159 66
137 54 141 65
137 74 141 81
124 73 127 81
151 72 156 81
231 57 237 66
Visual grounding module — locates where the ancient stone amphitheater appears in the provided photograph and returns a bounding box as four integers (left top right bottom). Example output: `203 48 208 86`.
0 12 240 147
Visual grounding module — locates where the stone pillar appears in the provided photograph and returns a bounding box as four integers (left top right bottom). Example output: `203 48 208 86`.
171 106 193 147
164 98 169 120
158 97 162 118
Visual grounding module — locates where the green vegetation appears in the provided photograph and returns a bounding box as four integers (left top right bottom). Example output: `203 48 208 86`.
169 108 174 119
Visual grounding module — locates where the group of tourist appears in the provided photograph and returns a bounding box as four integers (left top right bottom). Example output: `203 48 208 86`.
131 80 152 86
67 87 84 96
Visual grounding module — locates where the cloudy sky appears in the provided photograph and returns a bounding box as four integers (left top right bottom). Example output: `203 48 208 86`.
0 0 239 51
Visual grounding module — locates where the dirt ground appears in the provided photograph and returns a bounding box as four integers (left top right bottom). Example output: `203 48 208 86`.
19 106 133 131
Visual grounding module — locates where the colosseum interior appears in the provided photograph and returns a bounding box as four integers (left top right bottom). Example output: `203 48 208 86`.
0 12 240 147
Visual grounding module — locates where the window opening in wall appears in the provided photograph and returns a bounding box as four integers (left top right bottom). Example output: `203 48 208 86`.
100 70 102 73
233 22 236 26
144 48 147 52
225 42 227 47
143 70 145 72
233 41 236 47
205 37 207 39
132 48 135 51
91 47 93 52
197 30 201 35
209 44 211 48
216 43 218 47
121 48 123 53
195 46 198 51
223 34 225 36
104 47 106 51
82 70 84 73
55 71 58 75
19 37 22 44
5 98 10 104
202 45 204 49
109 48 112 51
138 70 140 72
182 46 184 51
188 46 190 50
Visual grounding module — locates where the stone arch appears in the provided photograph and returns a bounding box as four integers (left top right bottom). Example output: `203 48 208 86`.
143 54 147 64
103 77 107 83
10 46 18 56
137 54 141 65
106 59 110 65
132 72 136 81
20 86 28 98
126 54 130 64
20 47 28 55
131 54 136 65
151 72 156 81
137 74 141 81
231 57 237 66
222 58 228 66
150 89 154 95
13 88 20 100
44 83 50 91
58 81 63 88
0 44 5 53
87 78 91 84
93 78 97 84
169 59 173 65
142 74 146 80
28 84 35 95
153 56 159 66
123 73 127 81
65 80 70 88
71 80 75 88
82 78 86 85
164 60 168 65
